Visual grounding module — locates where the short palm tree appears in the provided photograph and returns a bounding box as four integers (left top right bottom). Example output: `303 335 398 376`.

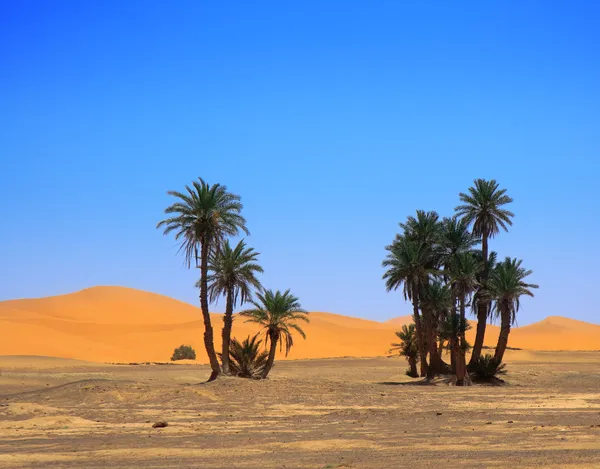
420 280 452 378
200 240 263 375
455 179 514 366
157 178 248 381
390 324 419 378
449 252 480 385
227 335 269 379
382 235 436 377
239 289 309 378
490 258 538 363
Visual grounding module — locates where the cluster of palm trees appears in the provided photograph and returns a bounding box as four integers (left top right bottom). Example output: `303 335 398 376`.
383 179 538 385
158 178 309 381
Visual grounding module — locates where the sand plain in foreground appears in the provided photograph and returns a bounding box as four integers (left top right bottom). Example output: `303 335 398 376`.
2 352 600 468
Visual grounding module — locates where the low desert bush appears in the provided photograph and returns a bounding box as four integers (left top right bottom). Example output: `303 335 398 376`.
171 345 196 361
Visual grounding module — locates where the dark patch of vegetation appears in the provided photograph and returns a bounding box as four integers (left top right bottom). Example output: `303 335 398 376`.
471 353 507 382
171 345 197 361
224 335 268 379
383 178 537 386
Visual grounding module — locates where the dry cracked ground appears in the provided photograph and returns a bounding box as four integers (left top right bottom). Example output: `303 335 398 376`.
1 352 600 468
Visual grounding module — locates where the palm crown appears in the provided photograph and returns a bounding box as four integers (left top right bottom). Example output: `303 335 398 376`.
157 178 249 266
382 236 437 301
454 178 514 240
441 217 481 264
400 210 443 252
490 257 538 324
391 324 418 358
449 252 481 300
240 289 309 356
202 240 263 307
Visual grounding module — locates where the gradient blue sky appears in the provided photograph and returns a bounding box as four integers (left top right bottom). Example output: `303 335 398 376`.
1 1 598 325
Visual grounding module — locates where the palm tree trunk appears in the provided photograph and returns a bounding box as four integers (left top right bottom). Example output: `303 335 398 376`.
437 340 444 365
426 322 437 380
412 285 428 377
221 286 234 375
494 307 511 363
262 331 279 379
200 241 221 381
456 294 471 386
408 356 418 378
469 231 489 367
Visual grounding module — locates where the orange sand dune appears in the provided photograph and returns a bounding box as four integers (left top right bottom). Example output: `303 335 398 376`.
0 287 598 363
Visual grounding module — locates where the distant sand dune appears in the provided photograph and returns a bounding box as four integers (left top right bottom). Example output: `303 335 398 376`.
0 286 598 363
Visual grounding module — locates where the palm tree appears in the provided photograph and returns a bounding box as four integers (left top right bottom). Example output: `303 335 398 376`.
455 179 514 366
157 178 248 381
226 335 269 379
200 240 263 375
239 289 309 378
420 280 452 378
401 211 445 377
383 236 435 377
390 324 419 378
489 258 538 363
449 252 480 385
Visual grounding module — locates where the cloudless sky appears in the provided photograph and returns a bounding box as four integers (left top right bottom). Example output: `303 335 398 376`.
1 1 599 325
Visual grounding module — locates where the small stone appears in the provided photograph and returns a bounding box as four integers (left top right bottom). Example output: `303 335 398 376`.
436 412 443 416
485 421 492 425
507 421 514 424
152 421 168 428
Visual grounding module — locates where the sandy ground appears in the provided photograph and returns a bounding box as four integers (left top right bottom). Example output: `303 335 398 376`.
2 287 599 364
2 352 600 468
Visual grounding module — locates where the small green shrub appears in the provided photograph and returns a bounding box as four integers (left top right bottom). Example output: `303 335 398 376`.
171 345 196 361
472 354 506 381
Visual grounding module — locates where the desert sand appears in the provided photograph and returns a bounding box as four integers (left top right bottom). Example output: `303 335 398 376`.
0 286 599 364
2 287 600 468
2 352 600 468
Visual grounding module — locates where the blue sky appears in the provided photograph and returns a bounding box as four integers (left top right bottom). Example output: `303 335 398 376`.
1 1 598 325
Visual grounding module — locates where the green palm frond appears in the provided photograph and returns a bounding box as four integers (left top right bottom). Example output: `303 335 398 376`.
382 236 438 300
489 257 538 324
390 324 418 359
199 239 263 306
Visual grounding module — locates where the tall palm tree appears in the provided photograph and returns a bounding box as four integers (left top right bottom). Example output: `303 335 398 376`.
200 240 263 375
489 258 538 363
157 178 248 381
383 236 435 377
455 179 514 366
390 324 419 378
449 252 480 385
239 289 309 378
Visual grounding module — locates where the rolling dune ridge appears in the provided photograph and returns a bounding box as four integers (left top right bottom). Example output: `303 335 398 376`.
0 286 597 363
